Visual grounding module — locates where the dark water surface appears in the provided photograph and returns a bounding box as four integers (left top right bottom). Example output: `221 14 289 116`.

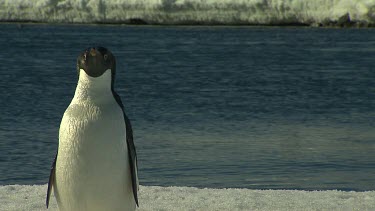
0 24 374 191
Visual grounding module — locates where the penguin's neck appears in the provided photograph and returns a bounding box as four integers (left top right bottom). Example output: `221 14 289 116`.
73 69 114 104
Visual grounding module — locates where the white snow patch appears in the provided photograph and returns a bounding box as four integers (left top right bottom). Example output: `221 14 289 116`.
1 185 375 210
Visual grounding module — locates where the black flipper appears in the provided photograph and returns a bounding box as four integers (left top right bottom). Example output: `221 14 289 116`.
46 151 57 208
113 91 139 207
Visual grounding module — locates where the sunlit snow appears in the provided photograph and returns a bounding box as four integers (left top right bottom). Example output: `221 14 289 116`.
0 0 374 25
1 185 375 210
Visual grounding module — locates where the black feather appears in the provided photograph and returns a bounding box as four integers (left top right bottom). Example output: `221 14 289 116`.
112 91 139 207
46 151 57 208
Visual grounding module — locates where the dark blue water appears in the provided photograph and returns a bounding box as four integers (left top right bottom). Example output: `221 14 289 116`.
0 24 374 191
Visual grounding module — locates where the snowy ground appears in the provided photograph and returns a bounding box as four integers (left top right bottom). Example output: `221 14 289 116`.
1 185 374 211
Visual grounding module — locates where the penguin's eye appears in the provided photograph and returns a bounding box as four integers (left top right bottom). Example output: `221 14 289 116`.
103 54 108 61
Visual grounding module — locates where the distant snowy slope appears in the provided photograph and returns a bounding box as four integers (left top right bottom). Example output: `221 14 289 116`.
0 0 374 25
1 185 375 210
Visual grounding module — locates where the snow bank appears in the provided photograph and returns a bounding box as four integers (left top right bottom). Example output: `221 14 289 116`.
1 185 375 210
0 0 374 26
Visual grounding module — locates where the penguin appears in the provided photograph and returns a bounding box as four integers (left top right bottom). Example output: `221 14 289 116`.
46 47 139 210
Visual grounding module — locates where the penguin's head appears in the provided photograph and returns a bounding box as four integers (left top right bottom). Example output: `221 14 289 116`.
77 46 116 79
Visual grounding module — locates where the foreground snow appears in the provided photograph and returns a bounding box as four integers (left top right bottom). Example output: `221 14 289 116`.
1 185 374 211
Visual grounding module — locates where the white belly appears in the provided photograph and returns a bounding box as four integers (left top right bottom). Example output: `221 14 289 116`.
54 101 135 211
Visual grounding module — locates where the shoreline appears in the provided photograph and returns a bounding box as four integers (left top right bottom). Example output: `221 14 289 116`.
1 184 375 210
1 18 374 28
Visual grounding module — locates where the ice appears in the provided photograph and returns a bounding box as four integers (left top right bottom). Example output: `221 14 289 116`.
0 0 374 25
1 184 375 210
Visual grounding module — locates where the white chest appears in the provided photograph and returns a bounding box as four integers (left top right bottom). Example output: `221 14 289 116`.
54 70 135 211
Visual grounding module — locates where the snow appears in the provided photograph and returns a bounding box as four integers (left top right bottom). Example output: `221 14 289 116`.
0 0 374 25
1 185 375 210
